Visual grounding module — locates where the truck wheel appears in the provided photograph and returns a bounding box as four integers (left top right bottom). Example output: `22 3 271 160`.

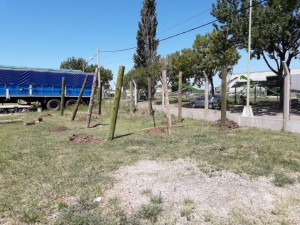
66 99 77 107
192 103 196 108
46 99 61 111
208 103 213 109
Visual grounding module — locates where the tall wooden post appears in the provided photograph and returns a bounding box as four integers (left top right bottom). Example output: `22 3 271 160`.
60 77 65 116
221 68 227 129
130 80 134 114
148 77 153 115
98 81 103 115
162 70 172 135
71 75 89 121
161 77 165 112
178 71 183 122
283 61 290 132
203 71 209 122
107 66 125 141
86 68 99 128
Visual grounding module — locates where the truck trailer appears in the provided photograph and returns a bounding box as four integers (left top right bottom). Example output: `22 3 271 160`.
0 66 94 110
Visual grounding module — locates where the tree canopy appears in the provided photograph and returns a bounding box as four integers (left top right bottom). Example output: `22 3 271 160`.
60 57 113 85
212 0 300 77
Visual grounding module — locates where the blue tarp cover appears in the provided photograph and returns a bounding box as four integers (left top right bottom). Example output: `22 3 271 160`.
0 67 93 87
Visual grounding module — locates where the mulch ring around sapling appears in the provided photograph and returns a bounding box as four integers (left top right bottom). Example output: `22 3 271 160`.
216 119 240 129
69 133 101 143
50 126 70 132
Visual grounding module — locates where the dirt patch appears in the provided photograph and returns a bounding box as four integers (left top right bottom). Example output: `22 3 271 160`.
216 119 240 129
68 133 101 143
144 127 166 135
101 159 300 224
50 126 70 132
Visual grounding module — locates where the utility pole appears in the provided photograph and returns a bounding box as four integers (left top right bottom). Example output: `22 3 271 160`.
242 0 254 117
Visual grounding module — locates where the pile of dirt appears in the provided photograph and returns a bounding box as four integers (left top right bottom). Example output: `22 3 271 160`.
50 126 70 132
69 133 101 143
216 119 240 129
144 127 166 135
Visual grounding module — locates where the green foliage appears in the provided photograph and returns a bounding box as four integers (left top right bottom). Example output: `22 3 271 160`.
60 57 113 85
212 0 300 76
136 204 163 223
60 56 86 71
133 0 159 68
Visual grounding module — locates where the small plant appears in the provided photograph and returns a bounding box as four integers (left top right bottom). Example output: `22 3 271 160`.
150 195 163 204
183 198 194 206
180 207 193 221
273 171 295 187
57 201 68 210
21 210 42 223
136 204 163 223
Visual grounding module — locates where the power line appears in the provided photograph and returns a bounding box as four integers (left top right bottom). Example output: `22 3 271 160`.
100 0 267 53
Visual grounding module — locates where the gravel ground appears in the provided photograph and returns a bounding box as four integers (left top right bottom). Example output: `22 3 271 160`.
102 158 300 224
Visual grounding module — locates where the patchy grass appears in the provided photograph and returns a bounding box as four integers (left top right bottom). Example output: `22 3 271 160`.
0 103 299 223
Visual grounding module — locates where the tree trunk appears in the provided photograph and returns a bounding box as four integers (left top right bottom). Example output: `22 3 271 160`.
221 68 227 130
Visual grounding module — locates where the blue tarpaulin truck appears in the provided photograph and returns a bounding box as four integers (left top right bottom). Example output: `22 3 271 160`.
0 66 93 110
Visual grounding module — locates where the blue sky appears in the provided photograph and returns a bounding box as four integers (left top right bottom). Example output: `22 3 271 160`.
0 0 299 85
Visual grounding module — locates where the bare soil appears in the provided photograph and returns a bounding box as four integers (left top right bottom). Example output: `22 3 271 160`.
101 158 300 224
50 126 70 132
144 127 167 135
216 119 240 129
68 133 101 143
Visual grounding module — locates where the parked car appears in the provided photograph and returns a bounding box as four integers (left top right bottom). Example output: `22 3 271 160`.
191 95 223 109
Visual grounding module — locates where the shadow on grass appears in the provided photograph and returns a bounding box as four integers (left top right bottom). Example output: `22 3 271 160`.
114 133 135 139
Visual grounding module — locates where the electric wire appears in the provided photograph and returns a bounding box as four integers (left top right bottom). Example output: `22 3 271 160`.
100 0 267 53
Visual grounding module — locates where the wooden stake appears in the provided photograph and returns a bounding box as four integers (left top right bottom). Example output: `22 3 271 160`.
60 77 65 116
98 81 103 115
86 68 99 128
221 68 227 129
107 66 125 141
178 71 183 122
71 75 89 121
162 70 172 135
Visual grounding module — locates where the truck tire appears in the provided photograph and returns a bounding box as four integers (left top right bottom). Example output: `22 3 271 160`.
66 99 77 107
46 99 61 111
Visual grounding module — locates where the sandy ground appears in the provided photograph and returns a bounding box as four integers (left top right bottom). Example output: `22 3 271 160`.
102 158 300 224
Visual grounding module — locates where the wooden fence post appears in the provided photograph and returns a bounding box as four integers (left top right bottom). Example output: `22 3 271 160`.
221 68 227 129
162 70 172 135
283 61 290 132
60 77 65 116
86 68 99 128
98 81 103 115
71 75 89 121
107 66 125 141
178 71 183 122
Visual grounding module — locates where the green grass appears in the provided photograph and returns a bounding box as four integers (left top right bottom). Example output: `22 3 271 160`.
0 103 299 223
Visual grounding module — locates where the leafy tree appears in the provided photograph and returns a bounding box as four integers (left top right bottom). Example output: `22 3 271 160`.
84 64 113 85
133 0 159 113
60 57 86 71
60 57 113 86
212 0 300 103
193 29 240 95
